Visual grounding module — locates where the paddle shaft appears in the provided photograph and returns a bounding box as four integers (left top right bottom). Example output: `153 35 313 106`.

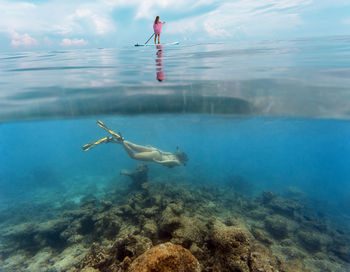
145 33 155 45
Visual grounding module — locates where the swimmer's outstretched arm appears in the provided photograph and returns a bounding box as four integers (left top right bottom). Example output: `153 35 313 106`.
159 151 173 155
153 159 180 167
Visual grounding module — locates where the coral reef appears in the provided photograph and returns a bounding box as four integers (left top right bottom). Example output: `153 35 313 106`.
127 242 200 272
120 164 148 191
208 219 251 272
297 231 322 252
76 234 153 272
264 215 289 240
0 165 349 272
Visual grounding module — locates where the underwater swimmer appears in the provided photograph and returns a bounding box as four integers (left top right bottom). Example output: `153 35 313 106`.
82 121 188 168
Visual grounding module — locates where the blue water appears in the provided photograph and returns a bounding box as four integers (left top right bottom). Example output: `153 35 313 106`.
0 38 350 265
1 116 350 221
1 37 350 121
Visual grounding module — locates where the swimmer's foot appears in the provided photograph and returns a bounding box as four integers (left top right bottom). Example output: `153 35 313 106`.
96 120 124 142
82 136 110 151
117 132 125 142
107 133 124 144
104 136 123 144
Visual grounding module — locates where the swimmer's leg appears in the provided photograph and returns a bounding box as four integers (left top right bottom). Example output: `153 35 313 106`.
122 142 158 161
123 140 155 152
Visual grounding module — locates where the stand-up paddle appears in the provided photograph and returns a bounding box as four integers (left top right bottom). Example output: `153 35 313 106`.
144 34 154 45
135 33 154 47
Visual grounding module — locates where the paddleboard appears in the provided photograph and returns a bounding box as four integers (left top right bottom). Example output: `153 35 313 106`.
135 42 179 47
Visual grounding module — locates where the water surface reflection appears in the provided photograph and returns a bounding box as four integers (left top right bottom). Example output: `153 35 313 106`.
155 45 165 82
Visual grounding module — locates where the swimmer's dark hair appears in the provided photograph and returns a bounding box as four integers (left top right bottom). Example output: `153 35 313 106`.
175 151 188 166
154 16 160 24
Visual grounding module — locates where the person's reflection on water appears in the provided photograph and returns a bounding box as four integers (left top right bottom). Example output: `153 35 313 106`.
155 45 165 82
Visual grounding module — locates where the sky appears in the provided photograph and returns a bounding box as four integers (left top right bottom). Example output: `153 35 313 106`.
0 0 349 51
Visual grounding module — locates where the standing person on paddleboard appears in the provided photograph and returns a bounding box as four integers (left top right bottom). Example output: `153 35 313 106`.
153 16 165 44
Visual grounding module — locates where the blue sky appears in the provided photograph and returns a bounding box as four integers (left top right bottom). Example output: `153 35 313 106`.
0 0 349 51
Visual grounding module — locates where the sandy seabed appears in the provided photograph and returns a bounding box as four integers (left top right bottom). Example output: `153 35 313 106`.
0 164 349 272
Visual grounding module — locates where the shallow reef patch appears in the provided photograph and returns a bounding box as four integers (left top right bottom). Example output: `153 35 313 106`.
0 164 349 272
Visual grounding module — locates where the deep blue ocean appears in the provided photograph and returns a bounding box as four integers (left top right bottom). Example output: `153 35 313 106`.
0 37 350 270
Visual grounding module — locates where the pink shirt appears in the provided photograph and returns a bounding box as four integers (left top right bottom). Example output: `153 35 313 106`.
153 22 163 35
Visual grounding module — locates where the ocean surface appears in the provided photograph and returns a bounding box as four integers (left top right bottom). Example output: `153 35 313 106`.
0 37 350 271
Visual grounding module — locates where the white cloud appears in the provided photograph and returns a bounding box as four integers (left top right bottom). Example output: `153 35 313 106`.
0 0 218 35
67 8 114 35
10 31 37 47
0 0 347 49
132 0 213 20
342 18 350 24
167 0 310 38
60 38 88 47
0 0 116 37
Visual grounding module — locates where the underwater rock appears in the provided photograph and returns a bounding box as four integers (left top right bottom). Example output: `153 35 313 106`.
93 213 121 241
51 244 88 272
80 195 98 208
99 200 113 211
264 216 289 240
158 204 182 239
116 189 156 221
111 234 153 262
189 243 206 261
120 164 148 191
251 226 272 245
247 209 268 220
299 215 328 233
34 219 69 249
280 245 304 259
77 234 153 271
2 218 69 256
327 234 350 262
117 204 135 217
127 242 201 272
269 197 303 218
261 191 277 204
141 219 158 239
74 243 110 271
66 214 95 241
59 200 123 246
171 216 207 250
297 231 322 252
328 244 350 262
260 191 303 218
141 206 159 218
249 244 280 272
80 268 99 272
208 219 251 272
